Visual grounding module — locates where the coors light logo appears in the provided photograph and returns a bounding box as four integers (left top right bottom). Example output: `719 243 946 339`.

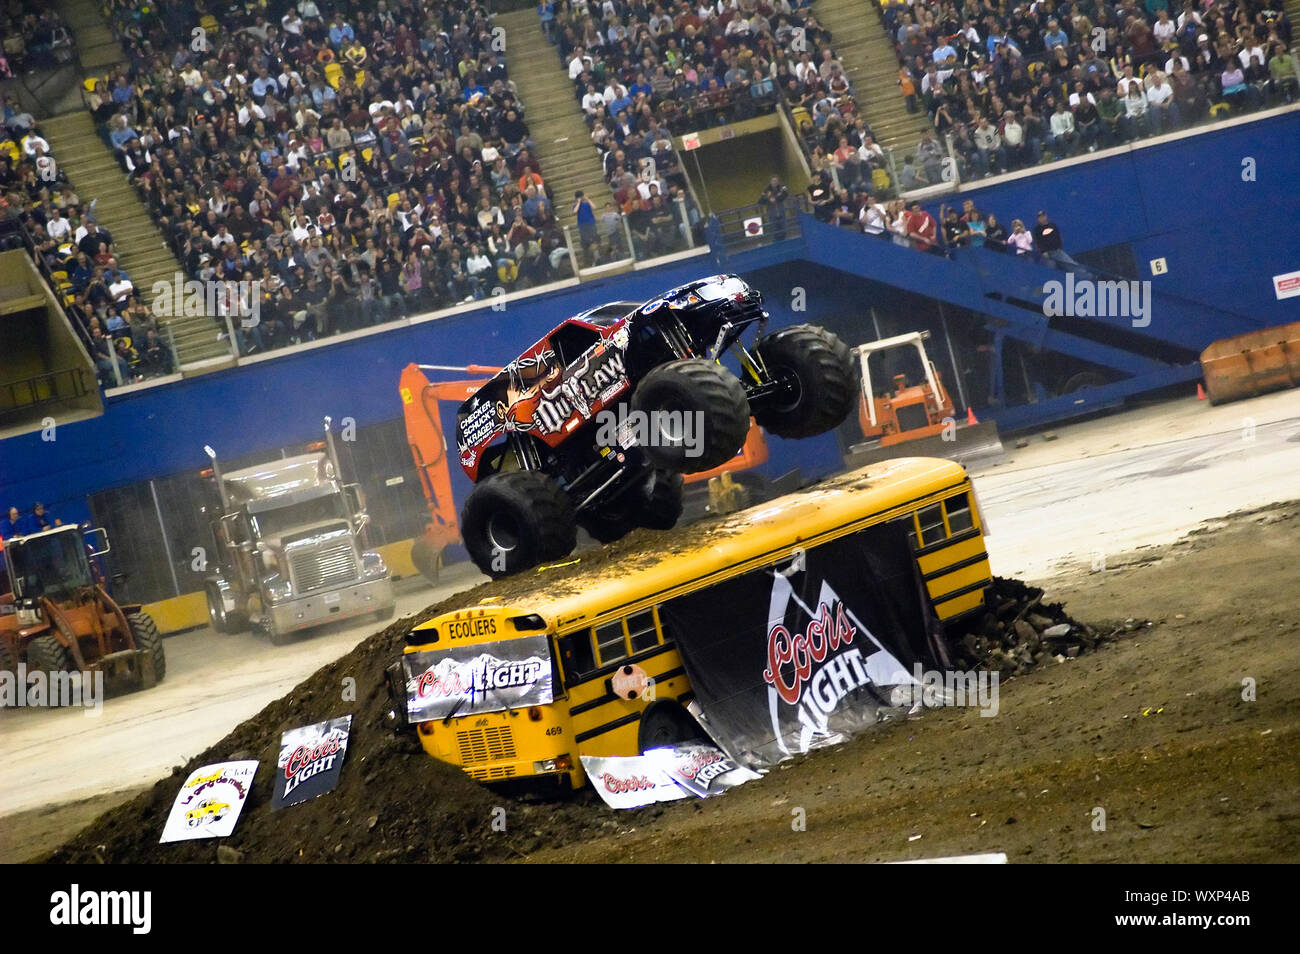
283 733 343 798
272 715 353 811
762 580 896 755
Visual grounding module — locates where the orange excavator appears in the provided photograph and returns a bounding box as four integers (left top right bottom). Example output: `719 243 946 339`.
400 363 499 582
400 362 773 581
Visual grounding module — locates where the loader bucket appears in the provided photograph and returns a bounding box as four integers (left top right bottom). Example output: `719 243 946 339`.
845 421 1003 469
1200 321 1300 405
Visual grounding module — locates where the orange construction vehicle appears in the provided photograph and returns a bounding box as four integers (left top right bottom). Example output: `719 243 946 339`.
1199 320 1300 405
0 525 165 693
847 331 1002 466
400 363 500 581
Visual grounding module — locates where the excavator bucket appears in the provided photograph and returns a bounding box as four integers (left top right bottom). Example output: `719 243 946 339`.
1200 321 1300 405
845 420 1004 469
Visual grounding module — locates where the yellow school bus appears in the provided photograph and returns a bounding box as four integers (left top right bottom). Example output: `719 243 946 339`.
388 456 992 790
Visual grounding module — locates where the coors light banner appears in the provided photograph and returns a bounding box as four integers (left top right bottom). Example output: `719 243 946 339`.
272 715 353 811
659 525 941 768
402 634 554 723
582 743 760 809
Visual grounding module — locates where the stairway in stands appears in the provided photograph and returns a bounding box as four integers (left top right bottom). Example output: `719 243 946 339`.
39 112 232 370
497 9 614 229
55 0 125 73
814 0 931 157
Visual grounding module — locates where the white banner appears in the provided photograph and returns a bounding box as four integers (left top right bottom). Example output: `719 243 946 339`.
1272 269 1300 300
159 760 258 843
582 743 760 809
402 635 554 723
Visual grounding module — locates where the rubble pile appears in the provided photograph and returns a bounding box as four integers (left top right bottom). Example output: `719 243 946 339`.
945 576 1143 678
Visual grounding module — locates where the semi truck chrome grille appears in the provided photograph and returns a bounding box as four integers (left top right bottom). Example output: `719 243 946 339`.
290 541 358 591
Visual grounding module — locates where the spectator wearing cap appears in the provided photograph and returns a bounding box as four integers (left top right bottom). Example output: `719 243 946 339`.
1032 210 1083 271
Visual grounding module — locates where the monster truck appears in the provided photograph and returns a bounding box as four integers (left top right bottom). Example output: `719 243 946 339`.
455 274 856 577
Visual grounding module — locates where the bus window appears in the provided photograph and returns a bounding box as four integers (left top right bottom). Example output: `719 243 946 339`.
945 496 974 534
917 504 945 547
594 621 626 665
627 610 659 652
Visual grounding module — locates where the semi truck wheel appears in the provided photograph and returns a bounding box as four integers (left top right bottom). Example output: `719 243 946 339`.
206 584 247 634
753 324 856 438
631 359 750 473
127 612 167 683
461 471 577 578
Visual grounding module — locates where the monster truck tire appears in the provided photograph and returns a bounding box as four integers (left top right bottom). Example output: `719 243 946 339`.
635 469 684 530
630 359 750 473
127 612 167 683
753 324 856 438
579 470 683 543
461 471 577 578
578 510 639 545
27 634 73 677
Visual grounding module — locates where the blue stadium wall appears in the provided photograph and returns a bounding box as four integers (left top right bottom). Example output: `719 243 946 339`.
1 111 1297 519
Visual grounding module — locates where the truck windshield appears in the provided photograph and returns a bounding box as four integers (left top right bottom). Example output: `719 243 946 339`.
251 495 348 538
7 532 93 599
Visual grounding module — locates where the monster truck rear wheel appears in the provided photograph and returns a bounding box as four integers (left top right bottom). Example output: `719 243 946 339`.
462 471 577 578
127 611 167 683
579 470 684 544
637 469 684 530
753 324 856 438
631 359 750 473
27 634 73 677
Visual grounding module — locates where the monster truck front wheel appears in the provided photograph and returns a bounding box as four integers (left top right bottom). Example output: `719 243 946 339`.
753 324 856 438
630 359 750 473
127 611 167 684
462 471 577 578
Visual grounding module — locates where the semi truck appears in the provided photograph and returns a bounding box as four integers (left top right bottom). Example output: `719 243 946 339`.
200 417 395 644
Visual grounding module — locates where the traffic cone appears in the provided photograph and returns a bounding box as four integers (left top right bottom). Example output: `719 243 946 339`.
1196 383 1207 401
967 406 979 426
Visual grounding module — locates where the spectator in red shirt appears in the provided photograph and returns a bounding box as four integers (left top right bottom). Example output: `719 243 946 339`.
905 201 940 252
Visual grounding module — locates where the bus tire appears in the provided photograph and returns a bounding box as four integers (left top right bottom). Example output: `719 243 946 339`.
753 324 856 438
127 611 166 684
631 359 750 473
638 702 706 753
461 471 577 578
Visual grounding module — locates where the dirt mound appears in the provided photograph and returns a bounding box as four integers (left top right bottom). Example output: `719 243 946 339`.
42 533 1125 863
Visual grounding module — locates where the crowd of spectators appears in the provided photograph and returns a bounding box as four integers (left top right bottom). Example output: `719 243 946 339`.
89 0 579 357
541 1 898 205
882 0 1296 183
1 97 173 388
1 2 75 78
808 178 1087 271
0 502 62 540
